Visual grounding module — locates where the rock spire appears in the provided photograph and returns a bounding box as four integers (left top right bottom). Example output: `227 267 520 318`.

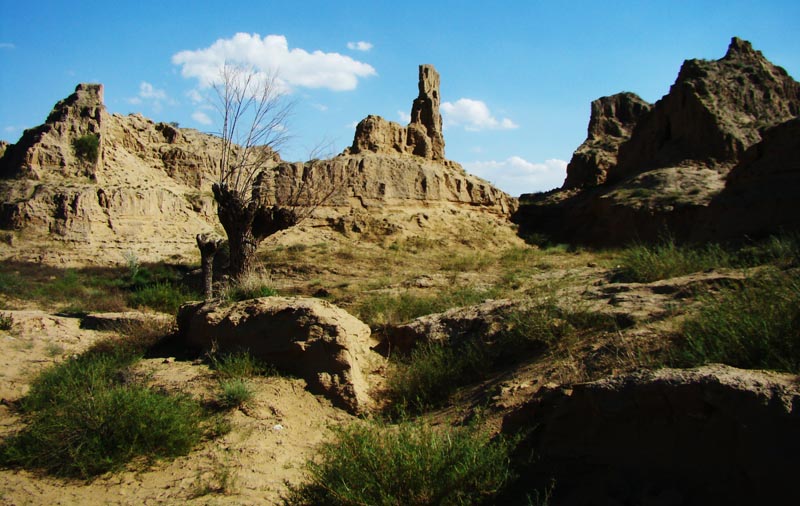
348 64 446 161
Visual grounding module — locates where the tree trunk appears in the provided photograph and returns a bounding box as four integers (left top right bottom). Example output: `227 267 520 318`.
213 183 260 281
196 233 223 300
226 225 258 280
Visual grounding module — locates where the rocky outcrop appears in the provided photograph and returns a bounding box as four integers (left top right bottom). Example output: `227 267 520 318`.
503 365 800 505
347 64 446 162
563 93 651 189
610 37 800 183
177 297 383 414
388 299 519 352
273 64 514 219
516 37 800 245
0 85 250 263
1 84 105 180
1 65 514 264
269 153 515 216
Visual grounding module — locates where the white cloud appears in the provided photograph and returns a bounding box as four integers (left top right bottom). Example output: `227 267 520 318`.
0 43 15 50
312 103 329 112
463 157 568 195
186 89 204 104
172 33 376 92
191 111 213 125
398 110 411 123
347 41 373 52
441 98 518 131
139 82 167 100
127 81 172 112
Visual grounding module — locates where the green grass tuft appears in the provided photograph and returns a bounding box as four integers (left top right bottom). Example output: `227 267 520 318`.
673 269 800 372
355 287 499 328
284 419 512 506
208 351 276 379
217 379 254 409
128 282 197 313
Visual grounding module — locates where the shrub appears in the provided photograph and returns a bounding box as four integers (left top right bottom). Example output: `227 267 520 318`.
0 345 207 478
72 134 100 163
217 379 254 409
674 269 800 372
284 420 512 506
0 312 11 330
221 274 278 302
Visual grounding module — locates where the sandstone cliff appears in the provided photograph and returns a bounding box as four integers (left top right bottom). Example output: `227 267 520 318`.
0 65 515 265
0 84 226 264
516 37 800 245
267 63 515 232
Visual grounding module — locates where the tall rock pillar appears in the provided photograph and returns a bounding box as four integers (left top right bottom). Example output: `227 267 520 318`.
408 64 445 161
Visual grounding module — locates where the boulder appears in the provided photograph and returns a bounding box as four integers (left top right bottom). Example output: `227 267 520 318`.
388 299 518 352
502 365 800 505
563 92 651 189
177 297 381 414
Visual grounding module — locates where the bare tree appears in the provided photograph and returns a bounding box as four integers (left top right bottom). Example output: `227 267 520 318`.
208 64 338 281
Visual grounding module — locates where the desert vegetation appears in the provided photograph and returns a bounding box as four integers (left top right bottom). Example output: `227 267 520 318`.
1 227 799 502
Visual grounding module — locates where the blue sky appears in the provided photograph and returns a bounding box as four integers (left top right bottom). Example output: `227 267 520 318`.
1 1 798 196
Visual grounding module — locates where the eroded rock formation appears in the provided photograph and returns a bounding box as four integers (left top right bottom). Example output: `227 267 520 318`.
1 64 515 264
517 37 800 245
563 93 651 189
611 37 800 183
347 64 446 161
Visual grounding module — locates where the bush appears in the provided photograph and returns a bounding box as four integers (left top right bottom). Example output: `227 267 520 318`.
221 274 278 302
0 312 12 330
674 269 800 372
0 346 207 478
217 379 254 409
284 420 512 506
72 134 100 163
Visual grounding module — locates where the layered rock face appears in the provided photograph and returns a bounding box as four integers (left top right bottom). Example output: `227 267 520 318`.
517 37 800 245
273 64 514 218
563 92 651 188
611 37 800 182
0 65 514 264
347 64 446 161
0 84 222 263
1 84 105 180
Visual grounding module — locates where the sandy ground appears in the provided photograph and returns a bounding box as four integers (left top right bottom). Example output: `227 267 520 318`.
0 310 353 506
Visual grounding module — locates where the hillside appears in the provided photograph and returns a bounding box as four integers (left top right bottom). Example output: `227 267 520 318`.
516 37 800 245
0 65 515 266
